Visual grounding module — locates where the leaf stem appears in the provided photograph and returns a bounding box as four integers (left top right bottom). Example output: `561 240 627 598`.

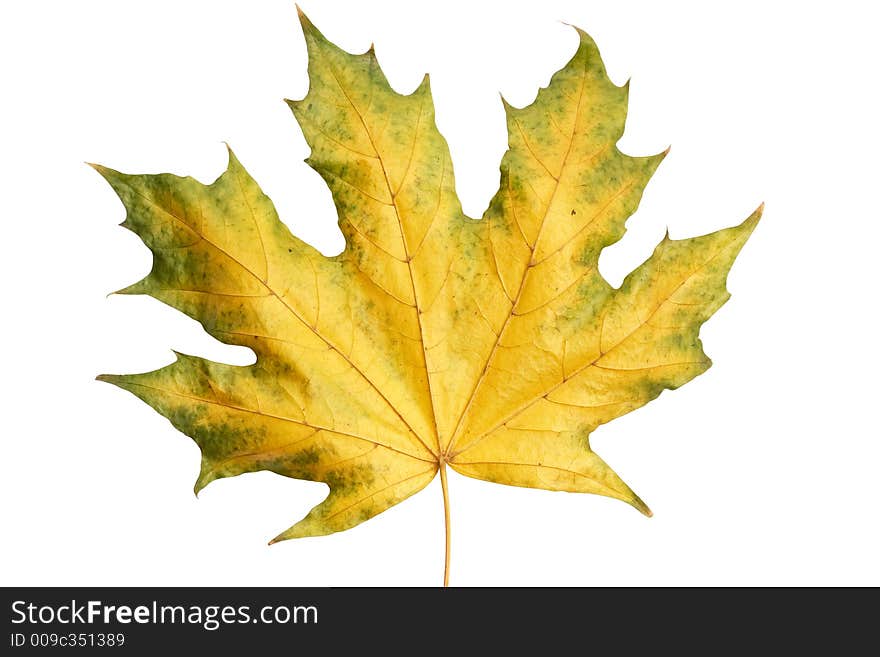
439 460 451 587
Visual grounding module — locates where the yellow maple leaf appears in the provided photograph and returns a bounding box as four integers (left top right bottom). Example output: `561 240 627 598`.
94 10 760 585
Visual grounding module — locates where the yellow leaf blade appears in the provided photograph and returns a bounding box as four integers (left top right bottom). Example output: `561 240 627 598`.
451 208 762 489
270 463 437 541
95 12 761 571
99 352 437 539
449 428 651 516
444 31 668 454
94 143 442 537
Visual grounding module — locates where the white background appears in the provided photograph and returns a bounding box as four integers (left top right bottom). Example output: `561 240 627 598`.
1 0 878 586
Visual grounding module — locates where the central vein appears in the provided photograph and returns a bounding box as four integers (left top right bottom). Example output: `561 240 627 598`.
326 61 442 458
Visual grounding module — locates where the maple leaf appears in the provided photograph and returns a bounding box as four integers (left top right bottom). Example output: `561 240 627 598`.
94 10 760 585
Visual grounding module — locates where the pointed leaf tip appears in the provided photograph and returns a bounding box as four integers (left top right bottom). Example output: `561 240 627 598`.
631 495 653 517
88 162 114 179
268 531 289 546
296 5 321 38
223 143 241 171
572 25 600 50
739 203 764 233
96 373 122 387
